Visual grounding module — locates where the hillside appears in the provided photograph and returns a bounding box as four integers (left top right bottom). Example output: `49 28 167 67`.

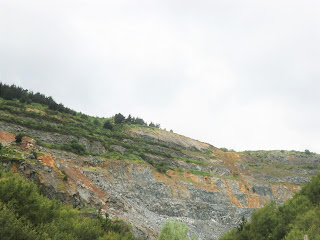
0 164 135 240
0 85 319 239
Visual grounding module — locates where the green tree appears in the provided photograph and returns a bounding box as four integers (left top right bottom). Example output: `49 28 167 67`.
114 113 125 124
149 122 156 127
305 149 311 154
134 117 146 125
0 202 38 240
126 114 133 123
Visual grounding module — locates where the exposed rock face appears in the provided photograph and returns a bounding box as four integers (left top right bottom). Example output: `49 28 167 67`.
1 125 319 240
13 154 303 239
125 128 211 152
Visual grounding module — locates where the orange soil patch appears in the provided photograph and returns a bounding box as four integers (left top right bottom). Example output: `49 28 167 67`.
225 179 245 208
26 108 46 115
183 171 200 183
153 170 221 199
226 192 244 207
246 194 261 208
181 172 221 192
270 184 282 199
65 166 107 201
153 170 190 199
0 131 15 145
288 184 301 194
239 181 250 194
224 152 241 161
38 154 55 167
217 152 242 177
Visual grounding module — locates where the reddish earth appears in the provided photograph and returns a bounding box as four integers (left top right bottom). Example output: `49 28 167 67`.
0 131 15 145
64 165 107 201
38 154 55 167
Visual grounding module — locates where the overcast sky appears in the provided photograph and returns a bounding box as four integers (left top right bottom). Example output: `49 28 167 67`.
1 0 319 153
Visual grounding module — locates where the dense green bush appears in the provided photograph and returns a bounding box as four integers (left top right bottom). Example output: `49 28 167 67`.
15 133 25 144
60 140 87 155
0 167 135 240
103 120 113 130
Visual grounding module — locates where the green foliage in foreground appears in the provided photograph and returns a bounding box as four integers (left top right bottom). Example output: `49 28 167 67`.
0 167 135 240
220 172 320 240
158 219 197 240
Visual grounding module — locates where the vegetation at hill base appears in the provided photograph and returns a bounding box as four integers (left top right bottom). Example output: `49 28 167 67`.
0 165 135 240
220 171 320 240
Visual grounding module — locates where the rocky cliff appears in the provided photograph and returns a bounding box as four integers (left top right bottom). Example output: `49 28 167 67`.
0 103 319 240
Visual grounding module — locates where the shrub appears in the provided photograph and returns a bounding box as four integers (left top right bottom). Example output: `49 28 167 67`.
103 120 113 130
204 149 212 155
15 133 25 144
155 161 172 174
158 219 197 240
59 140 87 155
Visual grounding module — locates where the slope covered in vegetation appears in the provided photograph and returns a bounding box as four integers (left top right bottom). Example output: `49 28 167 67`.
220 172 320 240
0 165 135 240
